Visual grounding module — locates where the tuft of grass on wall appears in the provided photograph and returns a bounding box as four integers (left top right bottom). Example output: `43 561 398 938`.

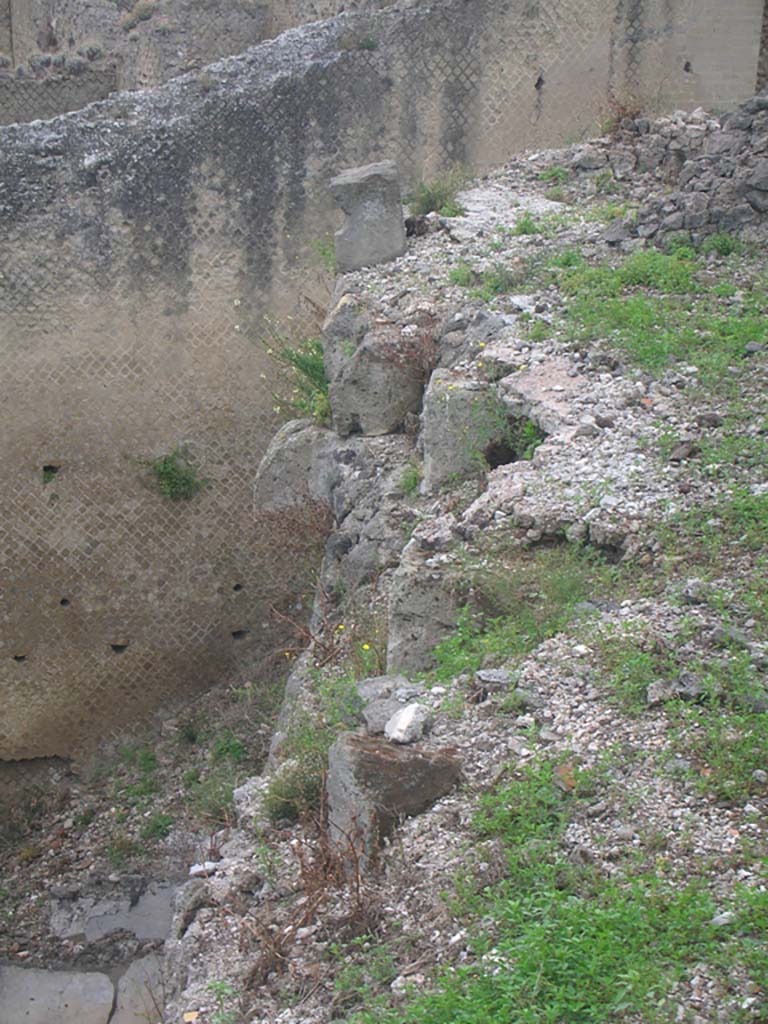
152 450 201 501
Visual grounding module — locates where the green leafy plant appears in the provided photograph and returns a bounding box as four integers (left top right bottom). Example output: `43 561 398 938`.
210 728 246 764
152 450 201 501
207 979 238 1024
594 168 619 194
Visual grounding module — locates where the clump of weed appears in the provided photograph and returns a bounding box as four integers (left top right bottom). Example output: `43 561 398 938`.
431 544 617 683
400 461 423 496
408 171 466 218
700 232 742 257
448 262 476 288
152 450 201 501
538 166 569 185
311 236 336 274
264 673 363 821
187 766 238 827
514 211 540 235
267 336 330 426
140 812 173 840
122 0 155 31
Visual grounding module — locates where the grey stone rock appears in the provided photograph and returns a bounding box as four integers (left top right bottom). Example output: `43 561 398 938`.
421 371 496 491
604 218 633 244
330 160 406 273
696 411 724 428
253 419 339 510
571 145 607 170
668 441 700 462
710 910 736 928
745 160 768 191
712 625 751 649
326 733 461 859
356 673 412 703
384 703 433 744
322 292 371 382
386 545 460 673
112 954 163 1024
475 668 513 690
326 321 428 437
363 697 408 735
646 672 708 706
0 965 114 1024
49 879 176 942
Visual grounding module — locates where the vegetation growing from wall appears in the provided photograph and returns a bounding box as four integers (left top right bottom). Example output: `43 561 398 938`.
151 449 201 500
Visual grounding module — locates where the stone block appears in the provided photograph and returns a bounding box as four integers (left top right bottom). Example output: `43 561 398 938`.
0 965 114 1024
421 371 498 491
326 733 461 860
330 160 406 273
386 544 460 674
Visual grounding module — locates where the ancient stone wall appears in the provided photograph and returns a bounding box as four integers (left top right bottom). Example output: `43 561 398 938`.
0 0 11 59
0 65 118 122
0 0 765 763
0 0 411 124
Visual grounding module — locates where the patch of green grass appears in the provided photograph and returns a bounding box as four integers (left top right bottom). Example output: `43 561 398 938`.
513 211 541 236
264 672 363 821
140 812 173 840
400 461 423 496
671 488 768 558
700 233 742 257
351 754 762 1024
431 544 618 683
472 264 525 302
537 166 570 185
311 235 336 273
268 336 330 425
527 319 550 342
449 262 526 302
408 173 466 218
448 262 476 288
594 628 678 710
210 728 246 764
514 209 577 238
549 248 583 270
152 450 201 501
558 249 768 383
122 0 155 31
585 200 631 224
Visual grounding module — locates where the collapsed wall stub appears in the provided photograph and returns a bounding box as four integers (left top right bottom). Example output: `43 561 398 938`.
0 0 765 767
